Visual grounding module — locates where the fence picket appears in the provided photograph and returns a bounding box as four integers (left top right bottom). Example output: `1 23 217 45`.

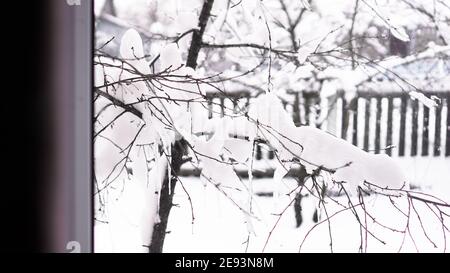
399 95 408 156
352 98 359 146
293 93 301 126
375 97 382 153
341 97 348 140
422 101 430 156
434 101 442 156
446 95 450 156
364 98 371 151
386 97 393 156
411 99 419 156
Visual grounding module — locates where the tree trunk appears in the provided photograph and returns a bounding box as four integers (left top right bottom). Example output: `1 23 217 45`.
149 139 187 253
148 0 215 253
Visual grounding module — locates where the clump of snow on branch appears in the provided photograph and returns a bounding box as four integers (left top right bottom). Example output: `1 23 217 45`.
248 92 408 195
94 28 204 247
409 91 438 109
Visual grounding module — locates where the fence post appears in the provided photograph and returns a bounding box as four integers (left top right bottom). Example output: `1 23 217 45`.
411 99 419 156
422 101 430 156
245 96 250 117
207 98 213 119
341 96 348 140
304 93 311 126
446 94 450 156
375 97 382 153
256 145 262 160
220 97 225 117
363 97 371 151
386 96 393 156
352 97 359 146
315 94 321 128
434 100 442 156
293 93 301 126
399 95 407 156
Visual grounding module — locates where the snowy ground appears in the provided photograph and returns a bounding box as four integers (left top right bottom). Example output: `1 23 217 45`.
95 157 450 253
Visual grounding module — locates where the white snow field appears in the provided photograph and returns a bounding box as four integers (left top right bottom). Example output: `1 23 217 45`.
95 156 450 253
167 157 450 253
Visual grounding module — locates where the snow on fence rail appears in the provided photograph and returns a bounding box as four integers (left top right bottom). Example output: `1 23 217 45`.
180 90 450 176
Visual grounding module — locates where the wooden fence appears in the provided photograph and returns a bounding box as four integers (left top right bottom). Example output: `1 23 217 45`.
205 91 450 160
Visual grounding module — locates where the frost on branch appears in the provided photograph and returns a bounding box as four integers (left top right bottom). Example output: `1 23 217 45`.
94 28 202 249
